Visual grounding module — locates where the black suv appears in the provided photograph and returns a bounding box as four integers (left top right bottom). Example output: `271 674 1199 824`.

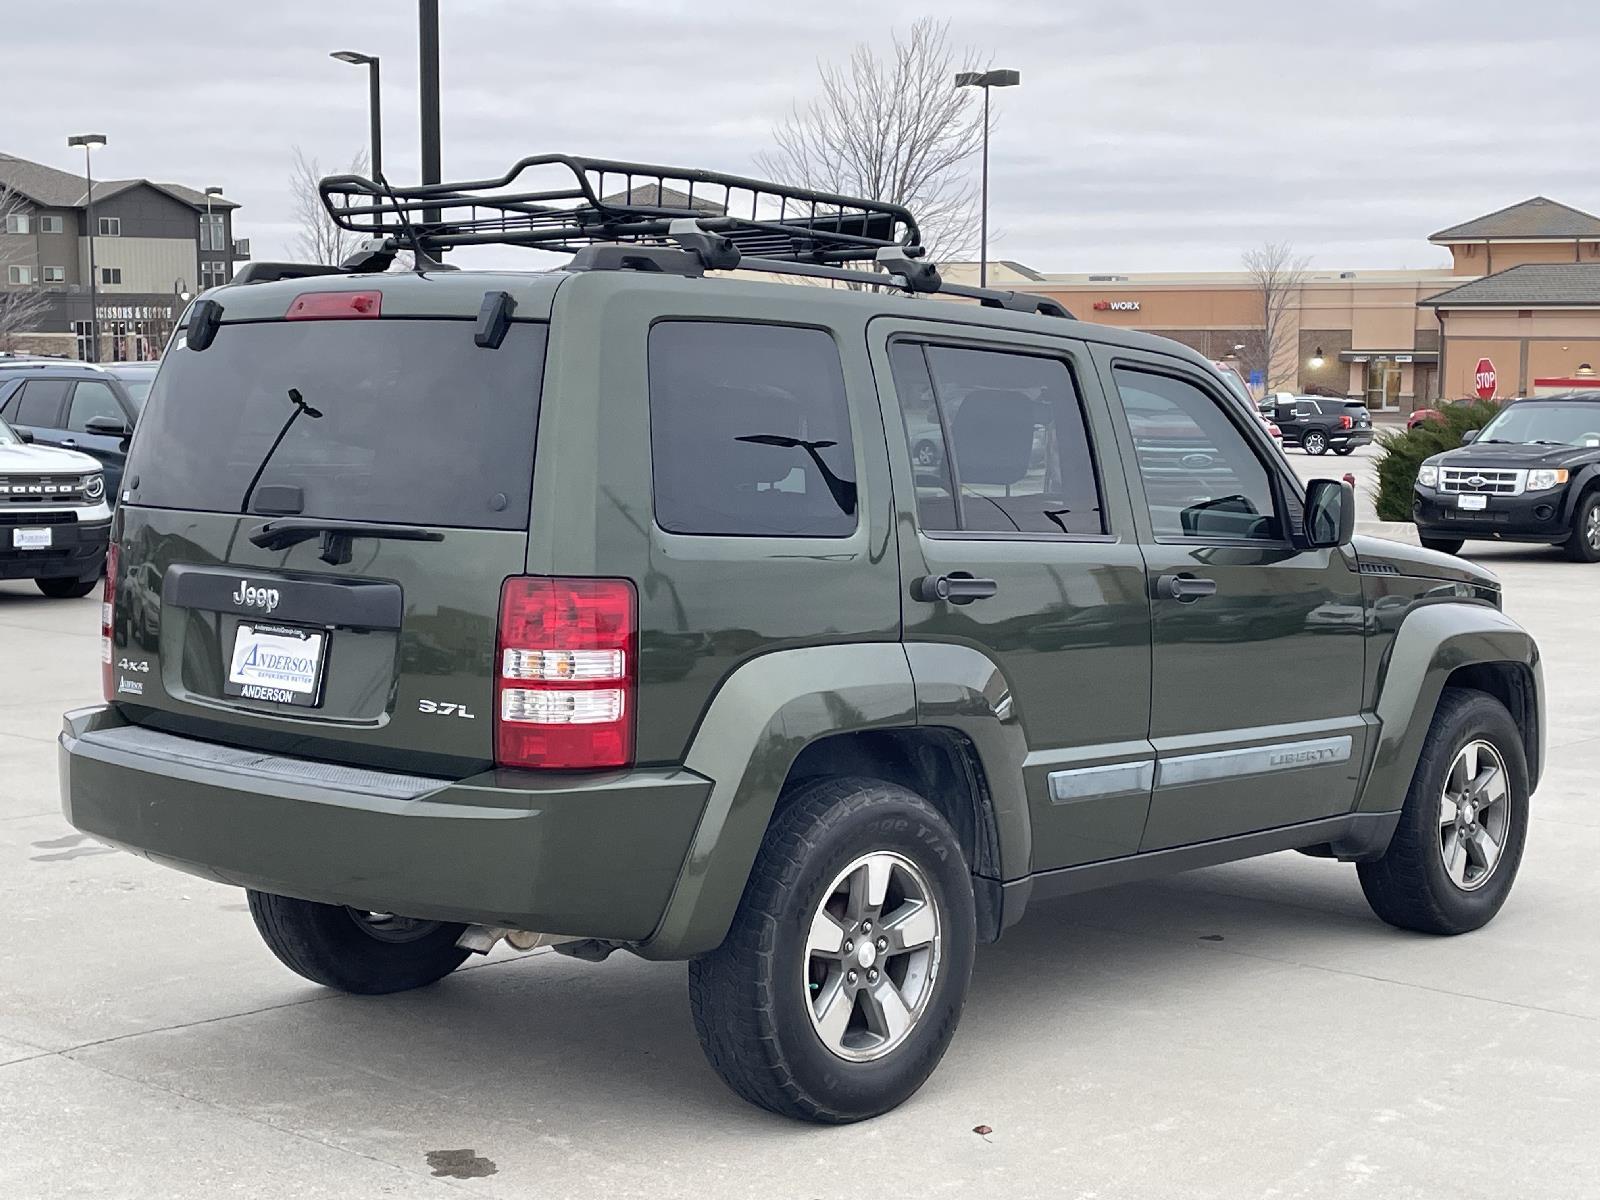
0 363 139 499
1268 395 1374 456
1414 391 1600 560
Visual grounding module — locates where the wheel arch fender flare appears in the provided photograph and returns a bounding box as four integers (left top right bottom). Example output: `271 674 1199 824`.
638 641 1031 960
639 643 918 959
1361 602 1543 811
1557 463 1600 523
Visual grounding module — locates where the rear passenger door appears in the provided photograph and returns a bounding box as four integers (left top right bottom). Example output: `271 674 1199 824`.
2 379 70 442
1095 349 1367 849
871 320 1154 873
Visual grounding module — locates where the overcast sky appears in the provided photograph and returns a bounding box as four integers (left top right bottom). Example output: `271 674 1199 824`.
8 0 1597 275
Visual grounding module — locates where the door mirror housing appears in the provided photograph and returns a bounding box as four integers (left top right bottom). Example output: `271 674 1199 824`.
83 415 132 438
17 428 34 444
1461 429 1480 444
1304 478 1355 548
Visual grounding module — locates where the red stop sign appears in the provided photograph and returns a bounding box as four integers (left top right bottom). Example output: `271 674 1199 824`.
1474 357 1498 400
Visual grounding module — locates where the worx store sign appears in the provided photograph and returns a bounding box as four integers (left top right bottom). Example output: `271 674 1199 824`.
1092 300 1141 312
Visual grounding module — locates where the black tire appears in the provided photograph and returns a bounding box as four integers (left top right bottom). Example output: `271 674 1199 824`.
912 440 941 468
1333 445 1355 456
246 890 471 994
1418 535 1465 555
1357 688 1529 935
689 776 976 1123
36 576 98 599
1303 430 1329 456
1563 489 1600 562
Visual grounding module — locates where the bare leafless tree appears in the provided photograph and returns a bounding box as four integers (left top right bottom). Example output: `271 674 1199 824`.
1241 241 1309 391
756 18 990 265
0 186 53 353
290 146 369 266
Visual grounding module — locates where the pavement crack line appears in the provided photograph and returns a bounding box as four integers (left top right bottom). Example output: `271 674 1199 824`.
1058 915 1599 1025
54 1052 511 1196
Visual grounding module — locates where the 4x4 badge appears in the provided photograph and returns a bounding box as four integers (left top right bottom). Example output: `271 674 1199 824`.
232 582 281 612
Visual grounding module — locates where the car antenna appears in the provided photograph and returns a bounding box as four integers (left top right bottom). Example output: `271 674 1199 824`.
374 169 439 274
239 388 323 515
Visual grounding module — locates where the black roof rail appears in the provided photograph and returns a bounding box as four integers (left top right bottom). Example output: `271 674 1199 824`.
231 262 348 285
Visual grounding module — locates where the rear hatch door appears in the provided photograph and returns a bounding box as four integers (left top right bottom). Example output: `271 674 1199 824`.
112 297 550 775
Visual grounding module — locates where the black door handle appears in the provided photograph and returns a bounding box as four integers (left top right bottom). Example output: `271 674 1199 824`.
1155 573 1217 602
912 573 998 605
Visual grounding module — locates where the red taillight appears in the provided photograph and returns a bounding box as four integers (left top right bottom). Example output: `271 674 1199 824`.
100 541 119 701
494 577 637 770
284 290 382 320
1339 414 1353 430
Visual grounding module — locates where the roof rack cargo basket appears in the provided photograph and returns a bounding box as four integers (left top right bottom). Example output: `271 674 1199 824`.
318 154 924 265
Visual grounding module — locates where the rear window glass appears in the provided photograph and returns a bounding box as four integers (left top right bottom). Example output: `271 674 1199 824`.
126 320 546 529
648 321 857 537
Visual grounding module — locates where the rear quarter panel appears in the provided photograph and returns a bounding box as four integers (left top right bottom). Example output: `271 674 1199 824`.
535 272 902 766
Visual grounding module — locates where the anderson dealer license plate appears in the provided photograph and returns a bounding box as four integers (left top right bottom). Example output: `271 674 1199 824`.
225 622 327 707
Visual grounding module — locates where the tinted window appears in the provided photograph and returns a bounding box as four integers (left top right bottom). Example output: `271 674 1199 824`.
126 320 547 529
0 380 17 419
13 379 70 427
649 322 856 537
67 380 126 431
902 344 1104 535
117 378 153 410
1115 368 1280 542
888 341 959 531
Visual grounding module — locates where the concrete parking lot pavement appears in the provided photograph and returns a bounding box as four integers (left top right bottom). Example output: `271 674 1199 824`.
3 450 1597 1198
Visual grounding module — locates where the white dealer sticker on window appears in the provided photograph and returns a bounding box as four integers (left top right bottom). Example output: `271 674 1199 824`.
227 624 324 700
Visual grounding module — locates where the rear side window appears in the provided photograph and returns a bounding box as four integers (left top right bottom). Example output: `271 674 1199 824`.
891 342 1105 536
12 379 70 427
126 320 547 529
649 321 856 537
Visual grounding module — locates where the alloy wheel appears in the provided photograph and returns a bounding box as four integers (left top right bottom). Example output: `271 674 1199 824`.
1586 504 1600 551
1438 739 1512 892
804 851 942 1062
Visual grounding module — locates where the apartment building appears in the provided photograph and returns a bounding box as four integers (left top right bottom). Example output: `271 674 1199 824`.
0 151 245 360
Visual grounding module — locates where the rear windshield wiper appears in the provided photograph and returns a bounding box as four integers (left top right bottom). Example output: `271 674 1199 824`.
250 518 444 566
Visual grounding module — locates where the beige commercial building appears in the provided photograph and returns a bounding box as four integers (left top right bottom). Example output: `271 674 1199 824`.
947 197 1600 411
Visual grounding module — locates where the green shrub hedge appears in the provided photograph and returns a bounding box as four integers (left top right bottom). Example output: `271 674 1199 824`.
1373 401 1502 522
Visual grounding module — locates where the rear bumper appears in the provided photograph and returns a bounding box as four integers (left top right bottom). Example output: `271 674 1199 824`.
1331 428 1374 448
59 705 711 943
1413 487 1571 544
0 517 108 580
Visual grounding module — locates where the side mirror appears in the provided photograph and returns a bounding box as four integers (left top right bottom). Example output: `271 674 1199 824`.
1461 429 1480 444
1305 478 1355 548
17 428 34 443
84 415 132 438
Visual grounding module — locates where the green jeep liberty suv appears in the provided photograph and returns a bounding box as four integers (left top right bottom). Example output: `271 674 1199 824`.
59 158 1542 1123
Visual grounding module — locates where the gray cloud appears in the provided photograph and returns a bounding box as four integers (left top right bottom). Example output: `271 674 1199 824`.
6 0 1596 273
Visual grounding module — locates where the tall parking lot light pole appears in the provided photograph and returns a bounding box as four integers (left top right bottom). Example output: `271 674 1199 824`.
419 0 441 227
67 133 107 361
954 69 1019 289
330 50 383 180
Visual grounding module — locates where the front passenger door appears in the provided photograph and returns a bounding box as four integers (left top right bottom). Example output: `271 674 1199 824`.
1097 352 1367 849
64 379 133 495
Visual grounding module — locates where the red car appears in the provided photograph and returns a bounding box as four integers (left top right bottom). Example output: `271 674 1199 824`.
1409 397 1506 428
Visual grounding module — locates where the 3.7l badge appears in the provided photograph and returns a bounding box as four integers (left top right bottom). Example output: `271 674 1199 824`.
418 699 476 719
